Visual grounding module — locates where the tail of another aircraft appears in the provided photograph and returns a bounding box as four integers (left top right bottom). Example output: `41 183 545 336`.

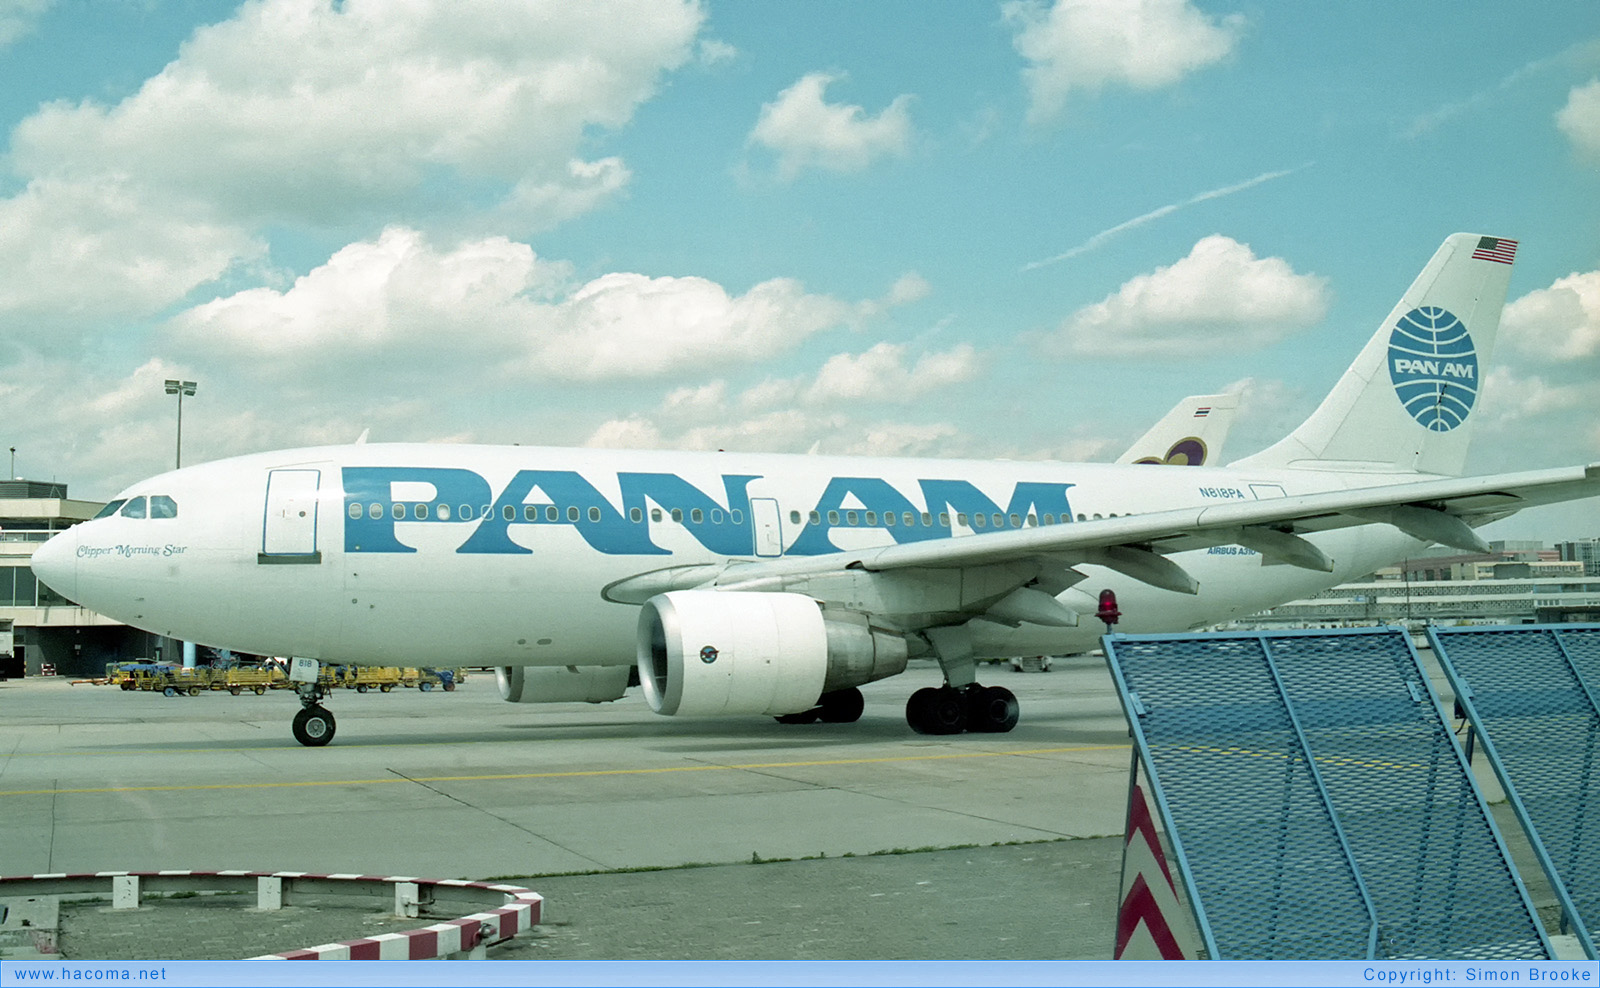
1229 233 1517 477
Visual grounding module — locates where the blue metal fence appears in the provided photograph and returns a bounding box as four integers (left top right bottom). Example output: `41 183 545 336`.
1429 623 1600 959
1105 627 1550 960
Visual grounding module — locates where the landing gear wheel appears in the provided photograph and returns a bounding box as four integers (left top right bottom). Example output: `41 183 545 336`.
292 706 336 747
819 687 865 723
906 686 966 735
967 685 1019 733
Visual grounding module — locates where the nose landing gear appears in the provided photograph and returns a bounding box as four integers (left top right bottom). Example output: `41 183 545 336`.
288 658 336 747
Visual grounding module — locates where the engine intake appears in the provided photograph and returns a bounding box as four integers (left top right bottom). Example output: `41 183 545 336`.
637 590 907 717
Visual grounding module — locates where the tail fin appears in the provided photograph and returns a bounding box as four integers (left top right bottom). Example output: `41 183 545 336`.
1115 392 1240 466
1230 233 1517 477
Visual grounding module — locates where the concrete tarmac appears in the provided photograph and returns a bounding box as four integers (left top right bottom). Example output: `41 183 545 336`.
0 658 1133 959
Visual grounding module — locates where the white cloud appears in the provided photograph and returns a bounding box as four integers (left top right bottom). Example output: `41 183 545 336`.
1057 235 1328 357
805 342 979 403
168 226 860 383
0 178 262 339
1004 0 1244 125
1557 79 1600 161
1503 269 1600 360
0 0 49 48
749 72 913 179
0 0 703 326
11 0 701 224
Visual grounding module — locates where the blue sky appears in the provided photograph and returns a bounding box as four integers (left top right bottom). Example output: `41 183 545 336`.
1 0 1598 541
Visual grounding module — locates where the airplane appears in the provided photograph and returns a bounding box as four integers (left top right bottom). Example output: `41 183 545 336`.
1116 392 1239 467
29 233 1600 746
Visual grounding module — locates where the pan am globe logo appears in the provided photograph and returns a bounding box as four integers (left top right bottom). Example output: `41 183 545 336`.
1387 306 1477 432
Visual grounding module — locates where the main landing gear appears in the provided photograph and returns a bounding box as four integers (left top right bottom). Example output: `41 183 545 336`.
905 684 1019 735
291 673 336 747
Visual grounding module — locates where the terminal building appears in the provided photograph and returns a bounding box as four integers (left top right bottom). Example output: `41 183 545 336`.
0 480 156 678
1235 538 1600 631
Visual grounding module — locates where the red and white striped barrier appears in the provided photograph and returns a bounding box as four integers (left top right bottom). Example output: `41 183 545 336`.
1114 783 1193 960
0 870 542 961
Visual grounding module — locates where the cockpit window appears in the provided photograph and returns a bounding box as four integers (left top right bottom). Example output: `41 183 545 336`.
120 497 148 519
94 499 128 520
149 495 178 519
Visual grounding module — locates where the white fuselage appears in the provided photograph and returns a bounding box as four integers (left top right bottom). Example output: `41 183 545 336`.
33 443 1427 668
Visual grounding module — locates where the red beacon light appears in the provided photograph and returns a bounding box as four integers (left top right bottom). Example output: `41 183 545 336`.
1096 589 1121 630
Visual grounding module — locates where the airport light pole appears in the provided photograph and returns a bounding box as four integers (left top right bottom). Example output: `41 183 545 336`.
163 380 197 469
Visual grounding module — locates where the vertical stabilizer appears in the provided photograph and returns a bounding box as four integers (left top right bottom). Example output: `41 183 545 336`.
1230 234 1516 477
1115 393 1240 466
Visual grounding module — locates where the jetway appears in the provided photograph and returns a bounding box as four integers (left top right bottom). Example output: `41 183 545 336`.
1104 627 1552 960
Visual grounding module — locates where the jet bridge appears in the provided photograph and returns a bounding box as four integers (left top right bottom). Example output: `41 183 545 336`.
1429 623 1600 959
1104 627 1551 960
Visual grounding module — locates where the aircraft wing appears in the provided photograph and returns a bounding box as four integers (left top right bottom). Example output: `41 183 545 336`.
697 462 1600 597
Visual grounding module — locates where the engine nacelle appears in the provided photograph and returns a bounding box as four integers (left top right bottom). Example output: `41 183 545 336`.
636 590 907 717
496 664 632 704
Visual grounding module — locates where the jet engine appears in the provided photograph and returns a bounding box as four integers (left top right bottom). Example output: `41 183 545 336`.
496 664 632 704
636 590 907 717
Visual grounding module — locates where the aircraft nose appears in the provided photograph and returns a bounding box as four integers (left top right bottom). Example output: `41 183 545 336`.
31 528 78 603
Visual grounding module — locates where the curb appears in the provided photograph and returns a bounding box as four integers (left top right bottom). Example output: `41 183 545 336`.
0 870 542 961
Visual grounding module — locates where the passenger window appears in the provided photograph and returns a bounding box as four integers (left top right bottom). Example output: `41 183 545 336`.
631 508 643 523
392 504 406 520
865 511 878 526
651 508 663 522
846 511 859 526
884 512 896 527
523 505 536 521
459 504 472 520
348 503 362 521
972 514 986 529
1026 514 1036 527
993 513 1004 528
370 503 384 520
905 512 916 527
149 495 178 519
1009 513 1021 528
1077 513 1087 522
827 511 840 525
95 499 128 519
810 511 821 525
417 504 430 520
437 504 451 521
1043 514 1054 525
567 506 580 522
588 507 601 522
547 505 558 522
922 512 932 527
691 509 704 524
731 509 743 525
939 512 950 527
671 508 683 523
789 510 801 524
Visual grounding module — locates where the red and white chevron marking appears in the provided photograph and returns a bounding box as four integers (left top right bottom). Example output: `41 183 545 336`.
1114 784 1191 960
0 870 542 961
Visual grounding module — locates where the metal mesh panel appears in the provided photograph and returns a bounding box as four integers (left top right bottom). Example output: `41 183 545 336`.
1430 625 1600 955
1109 635 1374 959
1265 632 1547 960
1108 629 1550 960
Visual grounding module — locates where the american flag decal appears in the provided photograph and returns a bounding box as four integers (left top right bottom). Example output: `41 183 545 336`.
1193 407 1211 418
1471 236 1517 265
